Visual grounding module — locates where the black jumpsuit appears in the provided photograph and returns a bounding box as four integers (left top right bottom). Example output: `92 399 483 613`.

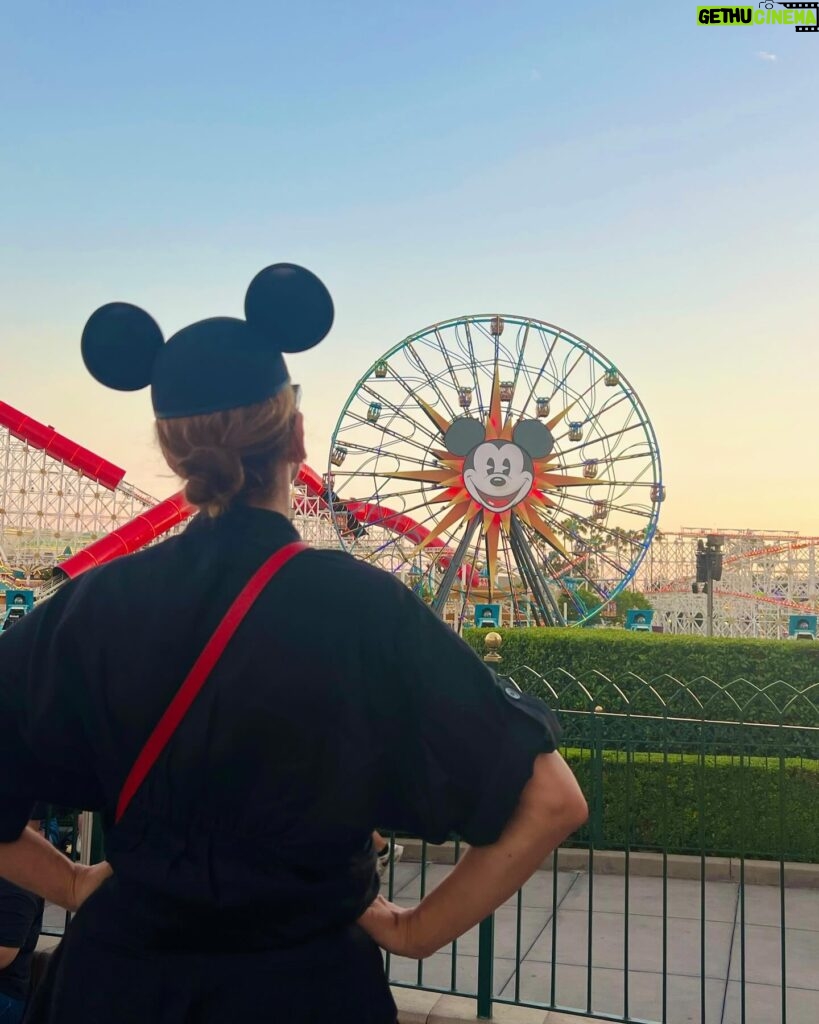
0 506 560 1023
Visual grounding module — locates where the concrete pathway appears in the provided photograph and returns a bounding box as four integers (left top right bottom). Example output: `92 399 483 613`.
383 860 819 1024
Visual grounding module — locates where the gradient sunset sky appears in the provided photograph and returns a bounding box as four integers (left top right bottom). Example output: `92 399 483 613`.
4 1 818 533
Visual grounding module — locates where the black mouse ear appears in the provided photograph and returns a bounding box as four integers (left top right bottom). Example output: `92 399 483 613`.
81 303 164 392
244 263 334 354
513 419 555 459
444 417 486 456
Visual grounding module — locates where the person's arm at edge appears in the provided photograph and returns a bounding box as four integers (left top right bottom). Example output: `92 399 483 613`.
359 750 587 958
0 946 19 970
0 827 111 913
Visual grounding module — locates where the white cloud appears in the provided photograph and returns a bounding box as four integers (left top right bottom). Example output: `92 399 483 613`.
530 68 542 82
756 51 777 62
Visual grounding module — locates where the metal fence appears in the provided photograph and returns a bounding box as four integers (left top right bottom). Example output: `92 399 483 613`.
383 668 819 1023
37 669 819 1023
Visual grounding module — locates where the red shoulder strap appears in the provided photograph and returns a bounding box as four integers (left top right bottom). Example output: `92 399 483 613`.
115 540 309 824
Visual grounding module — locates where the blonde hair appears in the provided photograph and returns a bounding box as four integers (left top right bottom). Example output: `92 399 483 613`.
155 389 297 517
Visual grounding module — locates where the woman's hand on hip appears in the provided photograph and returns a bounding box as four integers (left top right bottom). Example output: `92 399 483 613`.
357 895 422 958
68 861 113 913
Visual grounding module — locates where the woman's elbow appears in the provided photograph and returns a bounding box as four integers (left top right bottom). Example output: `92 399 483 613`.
545 780 587 837
527 752 588 835
561 787 589 833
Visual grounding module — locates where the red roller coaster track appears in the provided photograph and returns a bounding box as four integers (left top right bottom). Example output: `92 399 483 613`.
0 401 126 490
3 402 476 585
58 492 195 580
57 463 479 584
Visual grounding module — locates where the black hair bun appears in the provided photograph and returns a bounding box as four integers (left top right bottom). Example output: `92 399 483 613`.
244 263 334 353
81 302 165 391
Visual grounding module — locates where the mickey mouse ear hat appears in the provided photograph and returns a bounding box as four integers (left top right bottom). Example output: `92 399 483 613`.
80 263 333 419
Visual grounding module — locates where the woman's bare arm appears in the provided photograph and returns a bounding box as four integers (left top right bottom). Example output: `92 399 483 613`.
359 751 587 958
0 827 111 912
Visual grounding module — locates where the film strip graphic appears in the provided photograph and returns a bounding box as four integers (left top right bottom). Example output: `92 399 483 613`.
776 2 819 31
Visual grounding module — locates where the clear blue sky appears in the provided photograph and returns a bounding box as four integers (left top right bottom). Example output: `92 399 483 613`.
4 1 818 531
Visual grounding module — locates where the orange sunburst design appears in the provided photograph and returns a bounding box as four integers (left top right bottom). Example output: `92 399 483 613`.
428 486 470 504
481 508 495 536
545 402 577 432
539 472 591 489
526 507 569 556
385 370 602 593
527 488 557 509
417 398 451 436
388 468 463 486
406 500 475 556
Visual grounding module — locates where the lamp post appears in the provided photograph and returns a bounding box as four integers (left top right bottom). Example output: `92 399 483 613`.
694 535 724 637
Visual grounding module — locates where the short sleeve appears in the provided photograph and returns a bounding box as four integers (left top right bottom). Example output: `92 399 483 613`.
0 882 37 949
0 585 104 842
377 586 561 847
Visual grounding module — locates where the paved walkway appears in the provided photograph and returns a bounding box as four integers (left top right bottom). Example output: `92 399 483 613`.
383 860 819 1024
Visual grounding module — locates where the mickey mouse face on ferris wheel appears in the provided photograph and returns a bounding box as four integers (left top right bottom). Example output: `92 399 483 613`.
443 417 555 515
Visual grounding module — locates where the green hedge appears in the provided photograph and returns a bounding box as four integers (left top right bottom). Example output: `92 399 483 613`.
464 628 819 727
564 749 819 863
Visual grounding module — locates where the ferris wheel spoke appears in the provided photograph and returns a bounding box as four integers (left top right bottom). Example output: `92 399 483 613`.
356 384 441 445
331 445 438 470
343 415 438 457
515 328 561 423
558 449 652 474
574 539 640 583
616 438 661 459
603 464 658 500
424 334 467 413
353 482 441 522
500 530 528 622
551 348 588 404
340 420 438 461
575 395 634 440
540 546 610 607
559 492 652 523
547 369 615 437
502 321 532 430
556 420 647 458
495 338 521 376
570 478 656 491
431 514 482 615
507 521 546 623
458 321 485 417
509 518 565 626
353 495 461 541
454 522 489 630
426 330 464 403
524 523 620 601
605 456 660 485
349 396 429 434
404 341 460 423
592 390 633 422
341 484 439 507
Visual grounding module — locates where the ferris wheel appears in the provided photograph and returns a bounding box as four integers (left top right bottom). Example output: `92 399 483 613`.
327 315 664 626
